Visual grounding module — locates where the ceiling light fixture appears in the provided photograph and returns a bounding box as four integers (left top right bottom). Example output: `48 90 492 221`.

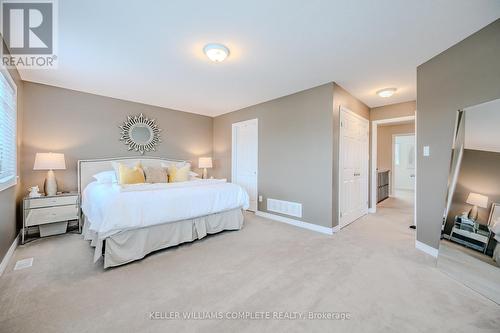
203 43 230 62
377 88 397 98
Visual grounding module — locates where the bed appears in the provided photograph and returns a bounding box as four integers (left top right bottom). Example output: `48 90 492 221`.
78 157 249 268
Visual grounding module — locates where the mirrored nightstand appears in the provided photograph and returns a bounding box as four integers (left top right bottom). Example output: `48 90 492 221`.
22 192 80 244
449 215 491 253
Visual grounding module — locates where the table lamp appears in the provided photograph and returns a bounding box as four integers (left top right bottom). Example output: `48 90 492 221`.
33 153 66 196
198 157 213 179
466 192 488 221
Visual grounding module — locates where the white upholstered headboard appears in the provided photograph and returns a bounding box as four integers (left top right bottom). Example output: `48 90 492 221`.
77 157 189 194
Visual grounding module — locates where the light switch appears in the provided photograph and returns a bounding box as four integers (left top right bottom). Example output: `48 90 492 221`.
258 195 263 202
423 146 430 156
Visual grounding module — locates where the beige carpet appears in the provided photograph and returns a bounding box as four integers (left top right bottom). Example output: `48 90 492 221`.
1 194 499 332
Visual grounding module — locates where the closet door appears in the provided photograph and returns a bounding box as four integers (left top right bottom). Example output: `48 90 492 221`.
232 119 258 211
339 107 369 228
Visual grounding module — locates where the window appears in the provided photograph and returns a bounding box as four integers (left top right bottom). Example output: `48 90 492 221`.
0 67 17 192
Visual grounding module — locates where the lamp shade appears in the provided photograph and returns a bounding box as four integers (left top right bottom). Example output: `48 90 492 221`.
33 153 66 170
466 192 488 208
198 157 213 169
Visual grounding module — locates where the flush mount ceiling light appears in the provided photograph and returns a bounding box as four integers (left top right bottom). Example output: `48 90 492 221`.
203 43 230 62
377 88 397 98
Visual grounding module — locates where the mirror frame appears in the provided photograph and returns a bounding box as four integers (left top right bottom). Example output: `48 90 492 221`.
119 113 162 154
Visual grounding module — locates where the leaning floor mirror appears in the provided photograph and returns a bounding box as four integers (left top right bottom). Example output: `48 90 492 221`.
438 98 500 305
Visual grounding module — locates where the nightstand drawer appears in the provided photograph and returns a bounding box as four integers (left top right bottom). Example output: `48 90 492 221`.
25 205 78 227
25 195 78 209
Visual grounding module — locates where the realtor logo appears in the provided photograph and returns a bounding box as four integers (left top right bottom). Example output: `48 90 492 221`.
1 0 58 68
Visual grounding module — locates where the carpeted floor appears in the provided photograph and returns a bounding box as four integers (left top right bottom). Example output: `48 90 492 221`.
0 193 499 332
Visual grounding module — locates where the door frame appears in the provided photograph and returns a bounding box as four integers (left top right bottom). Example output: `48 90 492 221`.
370 115 415 213
231 118 258 211
391 133 415 194
338 106 369 228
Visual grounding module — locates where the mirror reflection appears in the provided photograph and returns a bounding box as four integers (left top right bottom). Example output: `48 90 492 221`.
130 125 152 144
439 98 500 305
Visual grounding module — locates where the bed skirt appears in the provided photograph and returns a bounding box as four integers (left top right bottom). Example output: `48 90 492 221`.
83 208 244 268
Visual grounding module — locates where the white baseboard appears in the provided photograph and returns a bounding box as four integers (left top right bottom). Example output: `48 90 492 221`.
368 207 376 213
255 211 336 235
0 233 19 276
415 240 439 258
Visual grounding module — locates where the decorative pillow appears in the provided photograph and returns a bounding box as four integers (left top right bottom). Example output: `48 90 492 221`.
116 162 145 185
143 166 168 183
111 161 139 179
168 164 190 182
161 161 191 170
93 170 117 183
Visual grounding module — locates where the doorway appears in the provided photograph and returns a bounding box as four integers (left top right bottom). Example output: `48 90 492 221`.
339 106 369 228
370 115 416 213
232 118 258 211
392 134 416 192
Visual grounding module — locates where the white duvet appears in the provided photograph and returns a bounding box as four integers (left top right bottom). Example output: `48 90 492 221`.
82 179 249 239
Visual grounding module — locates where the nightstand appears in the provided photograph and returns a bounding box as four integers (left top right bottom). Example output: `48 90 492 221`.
449 215 491 253
22 192 80 244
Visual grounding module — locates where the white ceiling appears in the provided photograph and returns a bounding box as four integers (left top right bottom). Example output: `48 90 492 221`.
20 0 500 117
465 99 500 153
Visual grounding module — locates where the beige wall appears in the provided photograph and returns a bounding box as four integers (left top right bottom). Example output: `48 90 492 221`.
0 39 24 262
370 101 416 121
444 149 500 233
416 19 500 249
332 83 370 223
377 123 415 172
21 82 213 192
213 83 335 227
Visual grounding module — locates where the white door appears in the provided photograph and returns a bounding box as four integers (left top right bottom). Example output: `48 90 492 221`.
339 107 369 228
393 135 415 191
232 119 258 211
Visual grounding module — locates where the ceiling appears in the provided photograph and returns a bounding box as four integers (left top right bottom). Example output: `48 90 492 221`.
20 0 500 117
465 99 500 153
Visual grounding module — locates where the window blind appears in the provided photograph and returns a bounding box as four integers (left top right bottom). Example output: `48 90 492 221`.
0 68 17 191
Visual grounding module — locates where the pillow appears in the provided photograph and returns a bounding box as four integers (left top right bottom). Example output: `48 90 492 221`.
143 166 168 183
115 162 145 185
168 164 190 182
92 170 117 184
161 161 191 170
111 161 138 179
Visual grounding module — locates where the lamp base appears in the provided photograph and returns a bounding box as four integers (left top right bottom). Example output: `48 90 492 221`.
44 170 58 196
468 205 478 221
202 168 208 179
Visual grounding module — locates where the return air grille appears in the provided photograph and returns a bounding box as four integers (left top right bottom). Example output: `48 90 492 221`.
267 198 302 218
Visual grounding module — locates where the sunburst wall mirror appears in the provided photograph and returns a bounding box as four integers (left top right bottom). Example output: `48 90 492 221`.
119 113 162 154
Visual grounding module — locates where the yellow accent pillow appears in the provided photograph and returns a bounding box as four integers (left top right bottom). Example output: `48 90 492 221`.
118 163 145 185
168 164 190 182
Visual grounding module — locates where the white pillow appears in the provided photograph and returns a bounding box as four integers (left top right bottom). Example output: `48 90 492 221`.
160 162 199 180
161 161 191 170
93 170 117 184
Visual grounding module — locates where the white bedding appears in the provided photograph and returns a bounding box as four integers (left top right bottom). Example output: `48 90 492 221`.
82 179 249 240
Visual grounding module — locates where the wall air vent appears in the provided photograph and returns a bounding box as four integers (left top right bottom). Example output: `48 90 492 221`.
267 198 302 218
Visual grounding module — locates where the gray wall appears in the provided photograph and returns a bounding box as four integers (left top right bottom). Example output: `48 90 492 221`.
0 38 24 262
22 82 213 191
416 19 500 249
214 83 335 227
444 149 500 234
213 82 369 228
